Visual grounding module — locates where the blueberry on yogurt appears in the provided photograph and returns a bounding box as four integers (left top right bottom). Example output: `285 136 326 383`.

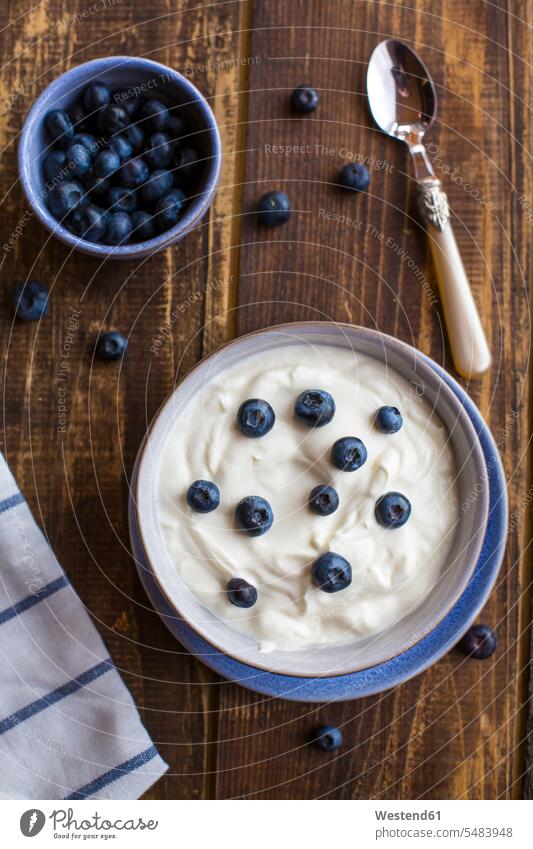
313 724 343 752
375 492 411 528
311 551 352 593
295 390 335 427
186 479 220 513
235 496 273 536
226 578 258 608
308 485 339 516
237 399 275 438
375 405 403 434
331 437 367 471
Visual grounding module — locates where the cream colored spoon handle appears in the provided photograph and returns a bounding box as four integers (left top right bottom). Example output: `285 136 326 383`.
418 180 491 380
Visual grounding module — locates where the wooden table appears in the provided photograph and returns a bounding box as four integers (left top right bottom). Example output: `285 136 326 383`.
1 0 531 799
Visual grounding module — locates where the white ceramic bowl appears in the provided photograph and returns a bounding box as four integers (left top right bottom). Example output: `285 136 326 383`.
130 322 489 677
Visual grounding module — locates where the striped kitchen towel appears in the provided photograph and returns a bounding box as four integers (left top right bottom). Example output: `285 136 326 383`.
0 453 168 799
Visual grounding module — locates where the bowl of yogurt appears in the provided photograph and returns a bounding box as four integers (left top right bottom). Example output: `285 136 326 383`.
131 322 489 677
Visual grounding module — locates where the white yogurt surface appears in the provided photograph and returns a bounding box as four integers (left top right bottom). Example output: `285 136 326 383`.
156 344 459 651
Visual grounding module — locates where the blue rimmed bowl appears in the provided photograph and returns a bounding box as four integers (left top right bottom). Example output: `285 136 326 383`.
129 322 491 679
18 56 222 260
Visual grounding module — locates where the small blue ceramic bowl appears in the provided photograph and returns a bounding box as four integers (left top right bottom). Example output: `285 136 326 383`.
18 56 222 259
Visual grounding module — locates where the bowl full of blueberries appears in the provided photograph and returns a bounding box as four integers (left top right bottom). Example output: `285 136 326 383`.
18 56 222 259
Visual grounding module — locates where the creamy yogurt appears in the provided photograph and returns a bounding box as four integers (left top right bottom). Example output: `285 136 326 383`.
156 344 459 651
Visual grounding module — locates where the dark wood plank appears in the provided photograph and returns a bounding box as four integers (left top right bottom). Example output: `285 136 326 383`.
0 0 244 799
214 0 532 799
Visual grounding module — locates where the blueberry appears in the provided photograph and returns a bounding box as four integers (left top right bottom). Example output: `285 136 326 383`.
313 725 343 752
458 624 497 660
257 190 292 227
82 172 110 197
375 405 403 434
112 90 142 119
236 399 275 438
119 156 150 188
68 204 107 242
108 186 138 214
43 150 67 182
174 144 202 181
71 133 100 158
47 179 84 219
121 123 145 153
331 437 367 472
290 85 320 113
338 162 371 192
235 496 273 537
69 102 89 132
98 104 129 135
108 135 133 162
65 142 92 177
226 578 258 608
104 212 132 245
186 479 220 513
144 132 174 169
375 492 411 528
165 112 188 140
83 82 111 113
139 99 170 133
154 189 186 231
294 390 335 427
94 148 121 178
95 331 127 361
140 169 174 204
131 210 155 242
11 280 49 321
308 485 339 516
45 109 74 146
311 551 352 593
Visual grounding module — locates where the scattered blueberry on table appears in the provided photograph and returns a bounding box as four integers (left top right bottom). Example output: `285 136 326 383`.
313 724 343 752
375 405 403 434
95 330 127 361
375 492 411 528
331 436 367 471
257 190 293 227
312 551 352 593
42 81 203 245
226 578 258 608
237 398 275 438
290 85 320 114
338 162 371 192
308 485 339 516
295 389 335 427
235 495 274 536
458 624 497 660
186 479 220 513
11 280 49 321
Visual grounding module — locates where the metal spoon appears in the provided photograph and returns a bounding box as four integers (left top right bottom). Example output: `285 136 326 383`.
367 39 491 379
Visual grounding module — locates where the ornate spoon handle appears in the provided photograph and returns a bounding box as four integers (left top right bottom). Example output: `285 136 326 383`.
417 179 491 379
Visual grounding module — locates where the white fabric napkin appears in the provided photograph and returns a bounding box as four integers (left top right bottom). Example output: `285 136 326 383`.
0 453 168 799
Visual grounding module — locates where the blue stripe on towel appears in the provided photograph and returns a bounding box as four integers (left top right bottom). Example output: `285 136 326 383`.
64 744 160 799
0 575 69 626
0 492 24 513
0 658 113 736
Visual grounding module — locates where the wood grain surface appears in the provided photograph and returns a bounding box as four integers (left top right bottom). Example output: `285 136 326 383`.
0 0 531 800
